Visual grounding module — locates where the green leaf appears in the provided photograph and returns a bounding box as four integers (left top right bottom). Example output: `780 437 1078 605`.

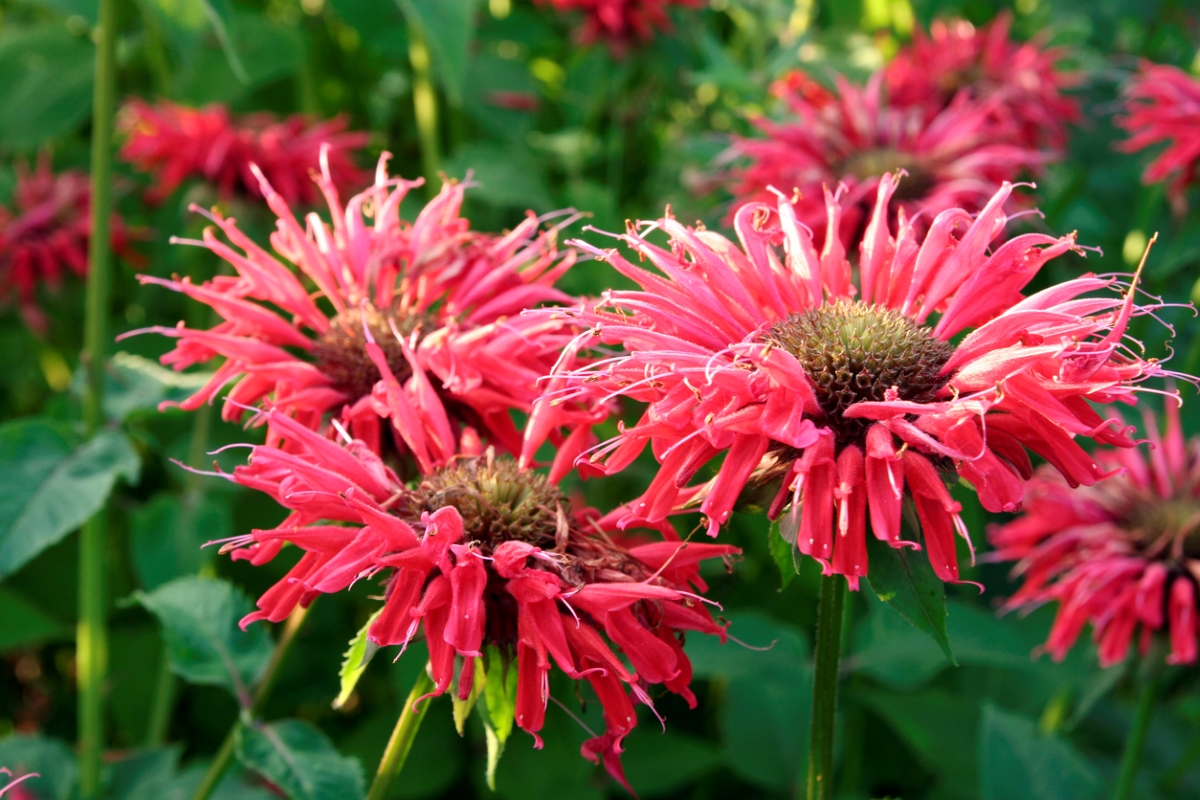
452 658 484 736
0 586 70 649
173 15 303 105
0 734 76 800
133 577 273 703
135 0 247 82
0 25 94 146
864 534 954 663
444 141 553 211
236 720 365 800
104 747 182 800
129 494 226 591
619 731 721 797
333 610 382 710
395 0 480 103
767 519 798 590
0 421 140 578
978 705 1101 800
91 352 213 422
478 646 517 790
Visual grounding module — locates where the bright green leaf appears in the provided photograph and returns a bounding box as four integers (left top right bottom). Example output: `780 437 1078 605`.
129 494 225 590
452 658 484 736
864 535 954 663
134 577 273 703
479 646 517 790
395 0 480 103
0 734 76 800
0 25 93 146
767 519 798 590
236 720 365 800
978 705 1101 800
0 586 70 649
333 610 382 710
0 422 140 578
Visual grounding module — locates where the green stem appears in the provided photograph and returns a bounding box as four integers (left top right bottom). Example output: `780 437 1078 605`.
408 22 441 194
189 605 311 800
78 0 119 793
806 574 847 800
366 667 436 800
1112 661 1162 800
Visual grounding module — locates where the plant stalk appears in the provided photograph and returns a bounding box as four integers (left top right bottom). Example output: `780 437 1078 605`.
366 667 436 800
408 22 441 193
78 0 119 792
1113 658 1163 800
189 605 311 800
806 574 847 800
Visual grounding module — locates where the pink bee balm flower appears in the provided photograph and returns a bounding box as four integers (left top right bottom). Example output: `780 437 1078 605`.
725 71 1045 247
0 156 140 333
118 99 369 206
885 12 1080 151
0 768 38 799
536 0 702 53
989 402 1200 667
526 177 1172 590
211 413 738 792
1116 62 1200 211
128 155 586 473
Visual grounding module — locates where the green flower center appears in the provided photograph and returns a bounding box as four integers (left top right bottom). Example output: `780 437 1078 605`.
767 300 954 446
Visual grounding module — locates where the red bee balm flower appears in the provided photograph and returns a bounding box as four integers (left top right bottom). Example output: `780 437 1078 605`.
1117 62 1200 210
0 156 139 332
726 72 1045 245
537 0 702 52
214 413 737 790
885 12 1079 150
990 404 1200 666
118 99 369 205
129 156 583 472
527 177 1170 589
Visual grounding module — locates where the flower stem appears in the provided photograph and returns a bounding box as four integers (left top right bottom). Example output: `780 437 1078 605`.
78 0 119 792
1113 658 1163 800
366 667 436 800
189 605 311 800
806 573 847 800
407 22 441 193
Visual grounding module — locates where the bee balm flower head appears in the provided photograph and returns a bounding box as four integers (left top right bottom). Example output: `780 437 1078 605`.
1116 62 1200 212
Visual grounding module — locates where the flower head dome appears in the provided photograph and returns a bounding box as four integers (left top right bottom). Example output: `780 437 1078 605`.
128 154 588 474
213 412 738 791
1116 62 1200 212
526 177 1171 589
536 0 701 53
0 155 140 333
990 403 1200 666
885 12 1079 151
725 71 1045 247
118 99 369 205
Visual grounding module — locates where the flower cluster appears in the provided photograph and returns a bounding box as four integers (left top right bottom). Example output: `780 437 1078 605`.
537 0 701 52
215 413 736 788
0 156 139 332
1117 62 1200 211
527 178 1166 589
118 99 369 206
129 154 591 474
990 403 1199 667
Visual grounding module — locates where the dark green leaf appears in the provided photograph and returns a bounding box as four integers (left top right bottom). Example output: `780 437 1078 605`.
236 720 365 800
0 734 76 800
129 494 225 590
620 731 721 797
0 422 140 578
396 0 481 103
133 577 273 703
864 535 954 663
0 586 70 649
0 25 93 146
767 519 798 590
978 705 1101 800
104 747 182 800
173 15 303 105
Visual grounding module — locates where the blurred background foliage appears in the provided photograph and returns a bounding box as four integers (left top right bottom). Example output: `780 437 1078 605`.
0 0 1199 799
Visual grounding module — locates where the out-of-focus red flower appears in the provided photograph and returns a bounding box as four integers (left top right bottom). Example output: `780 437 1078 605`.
212 414 737 792
1117 62 1200 212
526 177 1173 590
0 767 39 799
0 156 140 333
126 153 592 474
118 99 369 206
885 12 1079 151
537 0 702 53
724 72 1044 248
990 403 1200 667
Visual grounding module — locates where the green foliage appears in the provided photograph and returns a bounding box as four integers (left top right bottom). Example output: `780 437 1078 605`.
0 734 76 800
0 586 70 650
129 494 225 590
334 610 382 711
0 24 94 147
0 420 139 577
978 705 1101 800
865 532 954 662
236 720 366 800
133 576 273 701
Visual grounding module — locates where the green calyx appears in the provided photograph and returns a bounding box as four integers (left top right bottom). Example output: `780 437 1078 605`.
767 299 954 446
